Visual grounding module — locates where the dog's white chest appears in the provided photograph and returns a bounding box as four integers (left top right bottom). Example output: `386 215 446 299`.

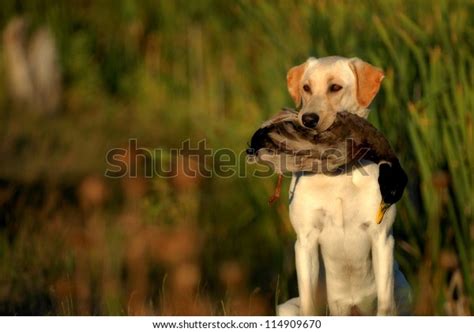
292 167 380 263
289 163 384 231
288 163 396 314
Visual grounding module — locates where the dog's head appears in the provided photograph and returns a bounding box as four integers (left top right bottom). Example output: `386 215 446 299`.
287 56 384 131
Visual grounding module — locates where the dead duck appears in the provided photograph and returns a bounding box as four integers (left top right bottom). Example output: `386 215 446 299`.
246 108 407 224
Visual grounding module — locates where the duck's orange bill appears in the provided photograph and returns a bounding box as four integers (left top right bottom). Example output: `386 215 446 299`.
376 201 390 224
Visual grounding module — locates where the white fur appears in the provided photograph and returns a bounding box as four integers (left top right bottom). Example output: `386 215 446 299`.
277 165 411 315
278 57 411 316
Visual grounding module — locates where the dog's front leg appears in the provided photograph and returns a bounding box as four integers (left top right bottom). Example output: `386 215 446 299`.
295 230 320 316
371 219 396 315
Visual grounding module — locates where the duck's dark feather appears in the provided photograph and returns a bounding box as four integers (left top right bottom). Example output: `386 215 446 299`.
248 108 397 173
247 108 408 204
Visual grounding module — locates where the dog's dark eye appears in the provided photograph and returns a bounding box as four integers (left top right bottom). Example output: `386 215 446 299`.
329 84 343 92
303 84 312 93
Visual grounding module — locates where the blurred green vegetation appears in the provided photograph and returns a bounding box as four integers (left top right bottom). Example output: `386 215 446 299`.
0 0 472 315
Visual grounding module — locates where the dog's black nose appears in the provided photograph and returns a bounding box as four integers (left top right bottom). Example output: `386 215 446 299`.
302 113 320 128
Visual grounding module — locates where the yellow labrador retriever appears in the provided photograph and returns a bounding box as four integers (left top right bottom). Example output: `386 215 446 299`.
278 56 411 316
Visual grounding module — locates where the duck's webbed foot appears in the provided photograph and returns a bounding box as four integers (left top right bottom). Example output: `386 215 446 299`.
268 174 283 205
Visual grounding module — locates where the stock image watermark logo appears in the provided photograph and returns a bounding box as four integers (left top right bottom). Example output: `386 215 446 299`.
105 139 370 179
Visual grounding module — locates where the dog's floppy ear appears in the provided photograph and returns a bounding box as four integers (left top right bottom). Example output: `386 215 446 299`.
287 61 308 108
350 58 384 108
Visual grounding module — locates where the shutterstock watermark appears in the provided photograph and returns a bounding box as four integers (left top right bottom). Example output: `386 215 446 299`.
104 138 370 179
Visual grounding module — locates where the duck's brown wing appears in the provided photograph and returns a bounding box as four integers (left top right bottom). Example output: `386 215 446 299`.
248 108 353 173
260 107 299 128
247 110 407 205
331 111 398 165
332 112 407 205
248 110 402 174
